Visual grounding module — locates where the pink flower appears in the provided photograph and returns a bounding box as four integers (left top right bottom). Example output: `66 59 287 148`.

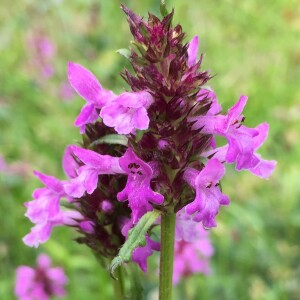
117 148 164 223
63 145 124 198
68 62 116 133
132 236 160 272
23 172 66 247
15 254 67 300
100 91 153 134
68 62 153 135
183 159 230 228
173 225 214 285
175 210 202 242
190 95 272 171
203 143 276 179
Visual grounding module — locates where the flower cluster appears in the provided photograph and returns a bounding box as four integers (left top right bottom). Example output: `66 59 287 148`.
15 254 67 300
23 5 275 275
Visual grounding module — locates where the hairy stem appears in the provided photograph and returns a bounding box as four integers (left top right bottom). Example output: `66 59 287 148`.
159 212 176 300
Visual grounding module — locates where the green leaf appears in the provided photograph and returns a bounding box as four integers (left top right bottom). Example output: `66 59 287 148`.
89 134 128 147
110 210 161 279
116 48 131 59
160 0 169 17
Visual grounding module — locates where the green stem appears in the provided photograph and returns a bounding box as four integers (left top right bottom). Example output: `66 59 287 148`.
159 212 176 300
112 267 125 300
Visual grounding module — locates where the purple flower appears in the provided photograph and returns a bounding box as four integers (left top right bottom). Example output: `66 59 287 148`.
187 35 199 67
25 172 64 223
21 6 277 280
175 209 203 243
173 225 214 285
117 148 164 223
183 159 230 228
23 171 66 247
23 222 61 248
68 62 116 133
64 145 124 198
132 236 160 272
203 143 276 179
69 62 153 135
100 91 153 134
15 254 67 300
249 154 277 178
190 95 272 171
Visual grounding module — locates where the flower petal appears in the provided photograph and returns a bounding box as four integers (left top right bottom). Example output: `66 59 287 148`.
117 148 164 223
33 171 64 194
62 145 79 179
74 103 99 127
68 62 102 103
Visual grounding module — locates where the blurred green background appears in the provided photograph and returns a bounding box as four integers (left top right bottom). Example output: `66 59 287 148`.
0 0 299 299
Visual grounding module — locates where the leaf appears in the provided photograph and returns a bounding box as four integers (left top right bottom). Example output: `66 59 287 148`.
160 0 169 17
110 210 161 279
116 48 131 59
89 134 128 147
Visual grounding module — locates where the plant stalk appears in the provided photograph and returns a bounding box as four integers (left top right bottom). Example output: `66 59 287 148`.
112 267 125 300
159 212 176 300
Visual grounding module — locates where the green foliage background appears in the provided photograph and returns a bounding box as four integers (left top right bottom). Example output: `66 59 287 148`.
0 0 299 299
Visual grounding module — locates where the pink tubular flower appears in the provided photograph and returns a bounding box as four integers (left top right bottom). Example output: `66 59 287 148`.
100 91 153 134
173 225 214 285
69 62 153 135
63 145 124 198
175 209 203 242
68 62 116 133
202 123 277 179
183 159 230 228
23 171 66 247
190 95 272 171
23 223 58 248
15 254 67 300
21 6 276 281
132 236 160 272
117 148 164 223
